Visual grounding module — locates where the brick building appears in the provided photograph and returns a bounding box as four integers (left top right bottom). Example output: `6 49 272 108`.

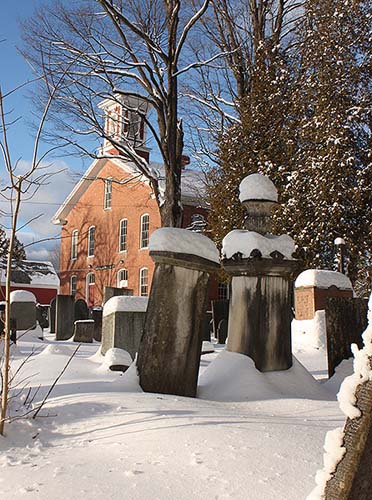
52 98 216 307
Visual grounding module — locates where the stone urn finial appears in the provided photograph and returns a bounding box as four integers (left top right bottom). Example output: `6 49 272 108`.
239 173 278 235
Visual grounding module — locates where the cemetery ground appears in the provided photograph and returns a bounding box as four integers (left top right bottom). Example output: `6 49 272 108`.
0 326 350 500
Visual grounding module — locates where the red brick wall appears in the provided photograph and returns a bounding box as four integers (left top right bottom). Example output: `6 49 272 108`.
295 286 353 320
59 161 218 306
59 160 161 306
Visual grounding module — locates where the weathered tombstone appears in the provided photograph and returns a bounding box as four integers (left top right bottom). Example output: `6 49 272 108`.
222 174 298 372
103 286 134 305
316 296 372 500
55 294 74 340
10 290 37 331
202 312 212 341
137 227 220 397
217 318 228 344
211 299 229 339
91 308 103 342
73 319 94 343
101 296 148 358
74 298 89 322
36 304 49 330
325 297 368 377
294 269 353 320
49 297 56 334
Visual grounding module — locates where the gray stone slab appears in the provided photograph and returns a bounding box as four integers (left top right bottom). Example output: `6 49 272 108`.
73 320 94 343
103 286 134 304
55 295 74 340
49 298 56 333
10 302 36 331
102 311 145 359
91 308 103 342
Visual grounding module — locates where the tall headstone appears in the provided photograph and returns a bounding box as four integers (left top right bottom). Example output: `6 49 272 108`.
49 297 56 334
211 300 229 341
222 174 298 372
325 297 368 377
91 308 103 342
55 294 74 340
137 228 220 397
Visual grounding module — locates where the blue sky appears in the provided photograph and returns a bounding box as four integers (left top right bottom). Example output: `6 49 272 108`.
0 2 88 260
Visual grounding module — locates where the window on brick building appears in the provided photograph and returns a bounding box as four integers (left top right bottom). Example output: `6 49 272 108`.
139 268 148 296
71 230 78 260
119 218 128 252
104 178 112 209
140 214 149 249
218 282 230 300
70 275 77 296
88 226 95 257
117 269 128 288
86 272 95 305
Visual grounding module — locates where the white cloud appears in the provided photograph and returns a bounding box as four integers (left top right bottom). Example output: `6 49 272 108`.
1 159 79 263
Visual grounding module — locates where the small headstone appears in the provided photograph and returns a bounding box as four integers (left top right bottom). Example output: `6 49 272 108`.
55 295 74 341
217 318 228 344
74 299 89 322
103 286 134 305
36 304 49 330
102 296 148 359
73 320 94 343
103 347 132 372
49 297 56 334
10 290 37 331
91 308 103 342
211 300 229 338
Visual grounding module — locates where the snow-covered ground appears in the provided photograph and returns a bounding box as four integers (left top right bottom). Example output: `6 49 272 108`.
0 325 350 500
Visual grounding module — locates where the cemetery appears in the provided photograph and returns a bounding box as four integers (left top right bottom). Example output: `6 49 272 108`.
0 173 370 500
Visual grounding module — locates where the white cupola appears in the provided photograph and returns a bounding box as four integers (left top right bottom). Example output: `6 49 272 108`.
98 94 150 159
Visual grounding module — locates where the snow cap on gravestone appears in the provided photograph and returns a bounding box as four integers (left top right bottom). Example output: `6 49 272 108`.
239 173 278 203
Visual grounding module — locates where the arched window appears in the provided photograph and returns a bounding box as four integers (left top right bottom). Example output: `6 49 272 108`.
104 178 112 209
139 267 149 297
70 275 77 296
87 226 95 257
71 230 78 260
140 214 150 249
119 218 128 252
117 269 128 288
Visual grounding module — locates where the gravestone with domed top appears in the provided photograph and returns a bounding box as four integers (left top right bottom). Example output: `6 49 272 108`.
221 173 299 372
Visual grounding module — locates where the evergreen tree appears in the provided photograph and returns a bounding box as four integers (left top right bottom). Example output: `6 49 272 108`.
208 0 371 290
281 0 372 283
207 46 296 247
0 227 26 261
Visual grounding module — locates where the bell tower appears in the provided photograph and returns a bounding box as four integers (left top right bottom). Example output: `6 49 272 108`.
98 95 150 161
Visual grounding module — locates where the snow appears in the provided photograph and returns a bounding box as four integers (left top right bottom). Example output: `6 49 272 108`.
239 173 278 203
295 270 353 290
307 292 372 498
103 296 148 316
74 319 94 323
0 260 59 288
222 230 295 260
149 227 220 264
102 347 133 368
9 290 36 303
292 311 326 350
334 237 346 246
0 321 348 500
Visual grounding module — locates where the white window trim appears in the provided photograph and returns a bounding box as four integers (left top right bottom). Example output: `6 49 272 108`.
70 275 77 296
87 225 95 258
119 218 128 253
140 213 150 250
117 268 128 288
71 229 78 261
104 178 113 210
139 267 149 297
86 272 95 301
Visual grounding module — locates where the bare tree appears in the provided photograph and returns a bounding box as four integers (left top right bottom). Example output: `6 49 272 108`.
22 0 214 228
0 74 65 435
184 0 303 164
